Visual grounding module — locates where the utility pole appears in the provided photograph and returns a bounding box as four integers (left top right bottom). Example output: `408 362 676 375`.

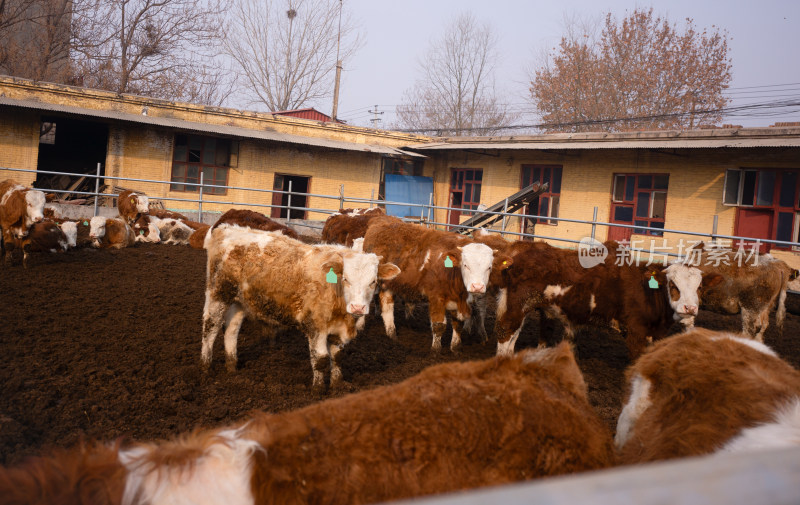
368 105 384 128
330 0 343 122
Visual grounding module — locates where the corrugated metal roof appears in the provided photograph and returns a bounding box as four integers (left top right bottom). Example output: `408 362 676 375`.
408 138 800 150
0 96 425 158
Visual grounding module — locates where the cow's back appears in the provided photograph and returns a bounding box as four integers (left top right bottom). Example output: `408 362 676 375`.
212 209 298 239
322 207 385 246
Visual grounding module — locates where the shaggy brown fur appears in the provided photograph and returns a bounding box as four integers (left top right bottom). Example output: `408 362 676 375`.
321 207 386 246
93 218 135 250
211 208 299 239
618 328 800 464
188 224 211 249
116 190 148 225
0 344 614 505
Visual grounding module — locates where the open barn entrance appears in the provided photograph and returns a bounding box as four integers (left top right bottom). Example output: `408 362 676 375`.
271 174 310 219
35 116 108 200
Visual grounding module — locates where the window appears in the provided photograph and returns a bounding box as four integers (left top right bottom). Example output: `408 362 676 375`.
378 157 423 201
170 134 231 194
449 168 483 216
724 168 800 247
521 164 562 226
610 174 669 237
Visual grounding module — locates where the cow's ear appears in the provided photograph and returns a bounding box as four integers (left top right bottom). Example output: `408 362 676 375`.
322 256 343 277
444 250 460 268
701 273 724 292
494 253 513 271
647 269 667 287
378 262 401 280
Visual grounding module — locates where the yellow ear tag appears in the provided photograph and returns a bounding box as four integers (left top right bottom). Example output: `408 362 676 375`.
131 198 135 204
326 268 337 284
503 261 507 265
444 256 454 268
648 275 659 289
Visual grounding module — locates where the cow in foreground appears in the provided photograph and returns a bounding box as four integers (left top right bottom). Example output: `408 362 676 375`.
0 179 46 263
18 220 77 267
683 243 798 341
116 189 150 224
321 207 386 247
616 328 800 464
202 224 400 391
89 216 135 249
362 216 512 353
0 342 614 505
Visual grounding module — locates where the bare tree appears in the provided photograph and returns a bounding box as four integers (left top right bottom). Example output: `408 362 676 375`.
530 8 732 132
224 0 361 112
70 0 233 105
395 12 516 136
0 0 74 82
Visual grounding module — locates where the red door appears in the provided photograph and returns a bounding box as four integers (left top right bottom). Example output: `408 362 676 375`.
608 203 633 243
735 208 773 253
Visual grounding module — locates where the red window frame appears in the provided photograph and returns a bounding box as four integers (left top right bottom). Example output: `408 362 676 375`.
171 134 230 195
610 173 669 237
449 168 483 215
521 164 562 227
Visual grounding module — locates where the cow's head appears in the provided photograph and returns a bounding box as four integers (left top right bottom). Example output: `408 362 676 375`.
659 263 724 325
24 190 46 228
446 242 494 294
132 193 150 214
89 216 107 246
324 251 400 316
60 221 78 248
132 215 161 243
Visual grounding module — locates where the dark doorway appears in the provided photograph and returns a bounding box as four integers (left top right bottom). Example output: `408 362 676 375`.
35 116 108 196
271 174 310 219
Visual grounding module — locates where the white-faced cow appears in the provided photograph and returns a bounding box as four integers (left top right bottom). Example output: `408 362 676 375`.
0 343 614 505
202 224 400 392
616 328 800 464
89 216 136 249
0 179 46 263
116 189 150 225
362 215 512 353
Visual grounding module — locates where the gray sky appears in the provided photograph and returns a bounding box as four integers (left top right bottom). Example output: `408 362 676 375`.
328 0 800 130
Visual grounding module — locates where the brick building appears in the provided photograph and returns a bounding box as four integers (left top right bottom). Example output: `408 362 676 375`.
1 76 799 267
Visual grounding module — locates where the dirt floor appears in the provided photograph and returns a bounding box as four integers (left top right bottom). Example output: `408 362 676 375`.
2 243 800 466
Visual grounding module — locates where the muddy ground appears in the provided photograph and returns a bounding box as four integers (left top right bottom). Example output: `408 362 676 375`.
2 243 799 465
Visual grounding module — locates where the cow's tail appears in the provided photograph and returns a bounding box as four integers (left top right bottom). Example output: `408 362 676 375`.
776 288 787 335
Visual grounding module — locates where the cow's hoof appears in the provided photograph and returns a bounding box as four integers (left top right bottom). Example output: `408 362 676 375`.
225 358 237 373
311 382 327 396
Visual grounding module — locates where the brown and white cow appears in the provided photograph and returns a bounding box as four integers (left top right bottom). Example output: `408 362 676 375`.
202 224 400 391
89 216 136 249
362 216 512 352
188 224 211 249
0 343 614 505
18 220 76 268
683 244 798 341
321 207 386 247
116 189 150 225
211 208 299 238
131 214 201 245
616 328 800 464
148 207 191 222
482 236 723 358
0 179 46 263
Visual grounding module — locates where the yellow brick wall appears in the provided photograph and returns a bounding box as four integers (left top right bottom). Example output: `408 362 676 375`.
0 108 39 186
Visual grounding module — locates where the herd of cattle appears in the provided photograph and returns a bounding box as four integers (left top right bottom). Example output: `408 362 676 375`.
1 178 800 504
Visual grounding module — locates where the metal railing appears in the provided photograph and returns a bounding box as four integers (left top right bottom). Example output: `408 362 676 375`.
4 165 800 254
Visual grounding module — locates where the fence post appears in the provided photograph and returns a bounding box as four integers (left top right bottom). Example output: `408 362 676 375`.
427 192 433 227
446 193 453 231
711 215 718 245
370 188 374 208
501 197 509 237
339 184 344 210
197 171 204 222
92 162 101 216
287 180 293 223
591 206 598 240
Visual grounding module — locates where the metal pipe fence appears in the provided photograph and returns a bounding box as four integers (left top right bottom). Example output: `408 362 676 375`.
4 165 800 253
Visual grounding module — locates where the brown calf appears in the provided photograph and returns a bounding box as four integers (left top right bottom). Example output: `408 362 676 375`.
0 343 614 505
363 216 511 352
116 190 149 225
321 207 386 246
616 328 800 464
211 208 299 239
18 220 73 268
0 179 46 263
89 216 135 249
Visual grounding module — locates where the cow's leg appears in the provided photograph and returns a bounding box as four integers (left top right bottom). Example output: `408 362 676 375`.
429 300 447 353
200 293 227 370
328 341 345 389
495 302 525 357
307 331 330 393
464 293 489 344
355 315 366 332
753 308 770 342
740 307 758 339
379 289 397 339
223 303 246 372
22 243 30 269
449 311 465 353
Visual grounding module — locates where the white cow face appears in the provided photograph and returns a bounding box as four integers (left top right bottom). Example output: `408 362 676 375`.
135 194 150 214
89 216 107 245
23 190 46 231
457 242 494 294
60 221 78 248
662 263 704 325
331 252 400 316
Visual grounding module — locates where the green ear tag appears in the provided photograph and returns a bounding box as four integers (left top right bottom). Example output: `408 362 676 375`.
648 276 659 289
444 256 454 268
326 268 337 284
83 221 89 226
139 230 144 235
